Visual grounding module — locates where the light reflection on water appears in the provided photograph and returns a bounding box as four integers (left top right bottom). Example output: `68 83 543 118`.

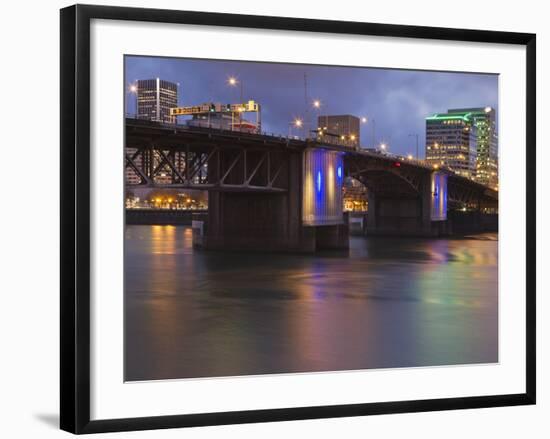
125 225 498 381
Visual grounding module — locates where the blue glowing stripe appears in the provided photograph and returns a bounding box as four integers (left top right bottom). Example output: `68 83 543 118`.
337 166 342 179
317 171 322 193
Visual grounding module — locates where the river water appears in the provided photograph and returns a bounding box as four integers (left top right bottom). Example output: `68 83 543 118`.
124 225 498 381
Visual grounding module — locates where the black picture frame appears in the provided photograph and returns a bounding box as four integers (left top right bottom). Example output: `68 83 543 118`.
60 4 536 434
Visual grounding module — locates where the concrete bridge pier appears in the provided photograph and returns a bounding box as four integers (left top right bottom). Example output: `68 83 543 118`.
196 147 349 253
311 221 349 251
200 151 305 252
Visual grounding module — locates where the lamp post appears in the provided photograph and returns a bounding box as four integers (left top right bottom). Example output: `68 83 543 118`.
312 99 322 140
361 116 376 149
128 82 138 118
228 76 244 128
289 118 303 138
360 116 368 149
228 76 243 102
408 133 419 159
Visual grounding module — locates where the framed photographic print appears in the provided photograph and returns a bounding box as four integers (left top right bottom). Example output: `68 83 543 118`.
60 4 536 434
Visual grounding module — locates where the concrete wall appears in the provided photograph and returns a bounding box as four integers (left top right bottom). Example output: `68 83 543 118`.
448 211 499 234
202 151 316 252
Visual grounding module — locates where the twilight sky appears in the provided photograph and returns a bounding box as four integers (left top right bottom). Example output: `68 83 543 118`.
125 56 498 158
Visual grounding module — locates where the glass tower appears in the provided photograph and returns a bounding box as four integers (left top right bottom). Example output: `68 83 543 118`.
425 107 498 188
136 78 178 124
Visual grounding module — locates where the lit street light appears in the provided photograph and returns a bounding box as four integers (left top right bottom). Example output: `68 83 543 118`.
227 76 243 102
311 100 322 135
380 142 387 151
127 82 138 118
289 118 303 137
228 76 244 128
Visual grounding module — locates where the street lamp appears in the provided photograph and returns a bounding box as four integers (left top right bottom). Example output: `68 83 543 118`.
408 133 419 159
289 118 303 137
363 117 376 149
228 76 245 128
311 99 322 136
380 142 387 152
127 82 138 118
227 76 243 102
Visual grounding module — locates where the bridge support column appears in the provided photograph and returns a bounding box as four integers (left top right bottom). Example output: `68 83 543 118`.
203 190 300 251
420 171 451 236
420 173 433 235
197 148 350 253
198 150 325 252
313 221 349 250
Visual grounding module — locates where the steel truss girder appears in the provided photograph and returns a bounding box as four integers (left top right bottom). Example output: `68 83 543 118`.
346 160 425 196
125 144 288 192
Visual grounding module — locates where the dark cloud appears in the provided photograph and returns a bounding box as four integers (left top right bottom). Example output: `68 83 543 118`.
125 56 498 158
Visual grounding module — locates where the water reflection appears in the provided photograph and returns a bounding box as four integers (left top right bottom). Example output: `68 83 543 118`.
125 225 498 381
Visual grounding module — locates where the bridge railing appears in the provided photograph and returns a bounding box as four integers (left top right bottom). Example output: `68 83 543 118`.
126 114 362 148
126 113 307 142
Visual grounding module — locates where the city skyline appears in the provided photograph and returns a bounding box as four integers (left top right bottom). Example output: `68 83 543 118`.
125 55 498 158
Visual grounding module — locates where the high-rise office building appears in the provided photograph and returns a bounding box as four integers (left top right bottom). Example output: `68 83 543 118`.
448 107 498 188
136 78 178 124
425 107 498 187
318 114 360 148
425 111 477 178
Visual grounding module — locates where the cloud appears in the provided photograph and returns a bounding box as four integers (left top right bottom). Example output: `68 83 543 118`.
125 56 498 157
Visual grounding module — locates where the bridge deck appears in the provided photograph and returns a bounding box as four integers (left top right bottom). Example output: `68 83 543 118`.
125 119 498 203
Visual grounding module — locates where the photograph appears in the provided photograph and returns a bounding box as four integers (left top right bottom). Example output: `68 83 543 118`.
123 56 499 382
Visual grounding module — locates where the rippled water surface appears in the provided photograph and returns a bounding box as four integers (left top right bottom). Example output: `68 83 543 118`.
125 225 498 381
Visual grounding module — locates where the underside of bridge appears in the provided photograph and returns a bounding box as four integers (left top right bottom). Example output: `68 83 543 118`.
345 152 498 237
347 158 444 236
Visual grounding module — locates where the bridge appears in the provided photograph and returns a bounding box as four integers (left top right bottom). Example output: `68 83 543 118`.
126 118 498 251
